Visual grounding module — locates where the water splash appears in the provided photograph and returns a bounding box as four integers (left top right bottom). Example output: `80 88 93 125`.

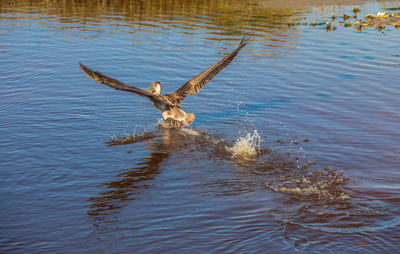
157 118 167 128
179 127 201 136
265 167 350 201
226 130 262 160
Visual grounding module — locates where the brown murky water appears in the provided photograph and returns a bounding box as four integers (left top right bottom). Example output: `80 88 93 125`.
1 0 399 253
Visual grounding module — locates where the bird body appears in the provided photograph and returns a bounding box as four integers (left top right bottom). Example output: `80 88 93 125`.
79 33 250 127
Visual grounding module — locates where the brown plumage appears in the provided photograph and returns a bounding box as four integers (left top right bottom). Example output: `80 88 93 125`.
79 33 251 127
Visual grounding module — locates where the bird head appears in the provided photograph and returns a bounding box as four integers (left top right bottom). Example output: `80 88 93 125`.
147 81 161 95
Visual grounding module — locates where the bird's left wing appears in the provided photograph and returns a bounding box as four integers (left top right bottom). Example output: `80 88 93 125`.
79 62 172 111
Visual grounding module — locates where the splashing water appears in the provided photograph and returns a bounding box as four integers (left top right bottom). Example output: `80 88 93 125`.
265 167 350 201
227 130 262 160
179 127 201 136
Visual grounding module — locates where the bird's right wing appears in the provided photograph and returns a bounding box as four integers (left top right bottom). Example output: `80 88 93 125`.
79 62 171 110
163 32 251 106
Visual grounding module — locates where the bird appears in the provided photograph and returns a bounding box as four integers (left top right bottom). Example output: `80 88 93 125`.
79 33 251 127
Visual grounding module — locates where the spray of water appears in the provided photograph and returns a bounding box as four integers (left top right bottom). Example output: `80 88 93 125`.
179 127 201 136
226 130 262 160
265 168 350 201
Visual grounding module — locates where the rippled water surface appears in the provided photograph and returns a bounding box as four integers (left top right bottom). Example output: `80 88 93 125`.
1 0 400 253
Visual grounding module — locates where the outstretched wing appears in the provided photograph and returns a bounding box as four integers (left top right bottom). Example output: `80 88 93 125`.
79 62 171 111
164 32 251 106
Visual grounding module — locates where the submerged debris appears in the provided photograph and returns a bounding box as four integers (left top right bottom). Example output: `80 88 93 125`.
365 14 376 19
375 24 386 30
289 9 400 32
353 6 361 14
326 21 331 31
355 21 363 31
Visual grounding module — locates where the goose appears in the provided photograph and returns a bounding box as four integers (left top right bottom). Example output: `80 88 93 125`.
79 34 250 127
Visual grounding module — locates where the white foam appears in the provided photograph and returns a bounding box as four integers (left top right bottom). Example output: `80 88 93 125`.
266 184 350 200
265 169 350 201
179 127 201 136
227 130 262 160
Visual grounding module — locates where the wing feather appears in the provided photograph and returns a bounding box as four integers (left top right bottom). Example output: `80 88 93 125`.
168 32 251 106
79 62 171 111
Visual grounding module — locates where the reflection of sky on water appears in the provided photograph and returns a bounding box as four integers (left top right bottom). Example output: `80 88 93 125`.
1 0 400 253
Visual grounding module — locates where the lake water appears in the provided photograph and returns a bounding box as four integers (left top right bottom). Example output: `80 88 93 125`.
1 0 399 253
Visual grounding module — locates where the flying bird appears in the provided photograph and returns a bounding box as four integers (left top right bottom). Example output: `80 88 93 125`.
79 34 250 127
